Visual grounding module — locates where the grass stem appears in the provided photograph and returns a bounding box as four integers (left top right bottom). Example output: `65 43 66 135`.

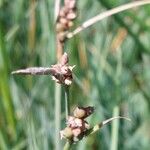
63 140 72 150
55 83 61 150
67 0 150 38
110 106 119 150
64 86 70 120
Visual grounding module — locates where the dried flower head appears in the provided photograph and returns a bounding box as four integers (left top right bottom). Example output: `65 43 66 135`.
56 0 77 42
73 106 94 119
51 52 75 85
60 106 130 143
60 106 93 142
60 116 90 142
11 53 75 85
60 127 73 139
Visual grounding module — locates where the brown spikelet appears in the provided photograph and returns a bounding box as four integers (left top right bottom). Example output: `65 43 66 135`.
56 0 77 42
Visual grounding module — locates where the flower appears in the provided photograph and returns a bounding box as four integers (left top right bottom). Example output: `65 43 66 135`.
60 106 94 142
60 127 73 139
11 52 75 85
73 106 94 119
51 52 75 85
56 0 77 42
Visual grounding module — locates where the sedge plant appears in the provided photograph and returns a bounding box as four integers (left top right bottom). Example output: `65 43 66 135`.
11 0 150 149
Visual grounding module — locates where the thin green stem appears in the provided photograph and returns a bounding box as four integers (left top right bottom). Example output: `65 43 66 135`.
110 106 119 150
99 0 150 54
0 130 7 150
63 140 72 150
85 116 131 136
55 83 61 150
64 86 70 120
54 0 62 149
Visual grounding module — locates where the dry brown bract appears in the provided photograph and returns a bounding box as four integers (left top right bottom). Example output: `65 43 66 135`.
12 52 75 85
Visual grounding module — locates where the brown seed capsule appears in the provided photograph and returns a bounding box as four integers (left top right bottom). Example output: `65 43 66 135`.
73 106 94 119
66 12 76 20
58 32 66 42
73 107 86 119
59 17 68 26
60 127 73 139
67 21 74 28
56 23 65 33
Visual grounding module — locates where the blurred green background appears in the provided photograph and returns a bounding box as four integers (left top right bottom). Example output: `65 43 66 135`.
0 0 150 149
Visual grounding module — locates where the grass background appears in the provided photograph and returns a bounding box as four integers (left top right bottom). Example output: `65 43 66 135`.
0 0 150 149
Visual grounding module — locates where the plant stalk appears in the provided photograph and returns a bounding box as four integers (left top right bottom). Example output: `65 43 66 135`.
110 106 119 150
67 0 150 39
85 116 131 136
55 83 61 150
63 140 72 150
64 86 70 120
54 1 63 150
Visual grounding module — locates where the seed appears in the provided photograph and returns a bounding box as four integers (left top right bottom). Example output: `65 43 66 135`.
66 12 76 20
67 21 74 28
73 107 86 119
56 23 65 32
